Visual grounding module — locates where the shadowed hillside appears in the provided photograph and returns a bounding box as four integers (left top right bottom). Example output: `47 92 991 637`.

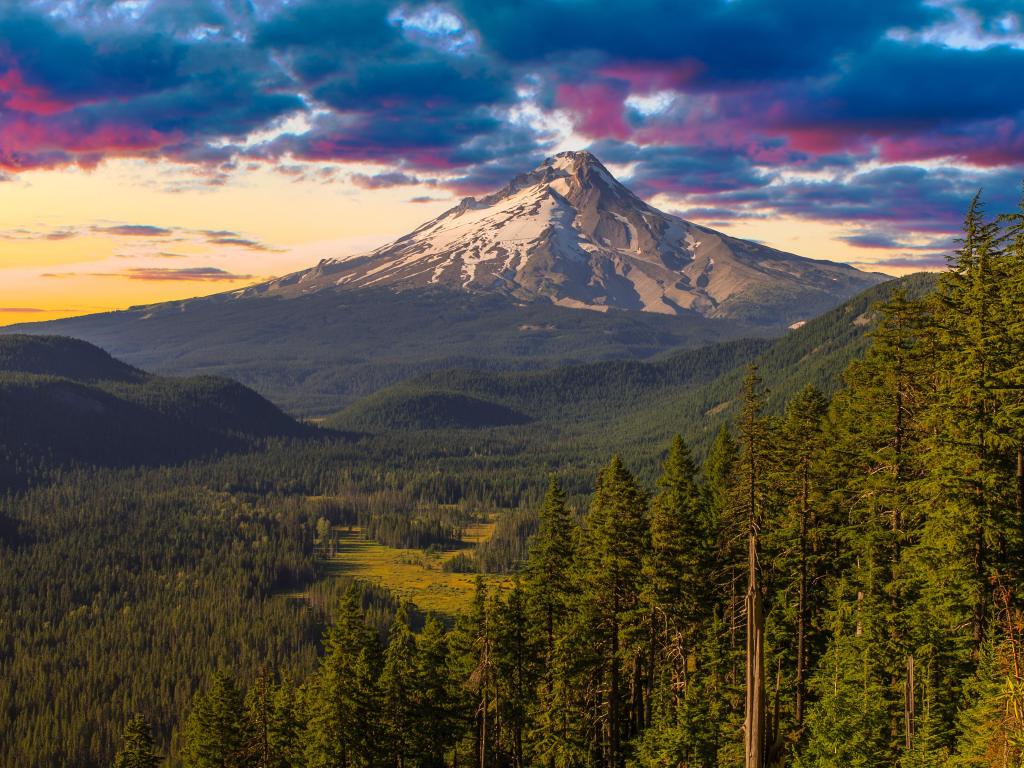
0 335 312 488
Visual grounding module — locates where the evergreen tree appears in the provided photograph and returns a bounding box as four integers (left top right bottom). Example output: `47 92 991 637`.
737 365 770 768
267 675 303 768
449 577 495 768
379 603 420 767
828 289 933 755
798 589 892 768
636 435 715 765
303 587 381 768
763 385 829 739
414 616 458 767
182 671 249 768
578 455 649 767
245 668 274 768
492 582 537 768
644 435 709 676
112 714 160 768
705 425 744 660
524 476 576 671
703 424 747 760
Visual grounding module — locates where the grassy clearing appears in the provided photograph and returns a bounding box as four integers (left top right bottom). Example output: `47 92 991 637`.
314 523 509 617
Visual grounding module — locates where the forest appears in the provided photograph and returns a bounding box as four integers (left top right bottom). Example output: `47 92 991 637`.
2 192 1023 767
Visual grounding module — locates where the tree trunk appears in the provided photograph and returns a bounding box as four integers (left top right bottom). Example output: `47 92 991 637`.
744 533 765 768
1017 445 1023 525
796 462 808 728
610 616 621 768
479 689 487 768
904 655 916 751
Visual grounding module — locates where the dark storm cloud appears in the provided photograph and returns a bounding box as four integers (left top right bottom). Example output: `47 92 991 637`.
1 0 1023 249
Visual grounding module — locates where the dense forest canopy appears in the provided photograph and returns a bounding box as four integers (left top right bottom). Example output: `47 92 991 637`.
3 192 1024 767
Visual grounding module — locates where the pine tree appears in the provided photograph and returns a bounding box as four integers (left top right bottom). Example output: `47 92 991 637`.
764 385 829 736
797 587 893 768
302 586 381 768
245 668 274 768
112 714 160 768
738 365 769 768
524 475 576 672
704 424 746 760
645 435 709 674
928 191 1007 658
994 186 1024 574
522 475 578 768
414 616 458 768
827 289 934 755
639 433 712 764
705 424 744 666
182 671 249 768
379 603 420 767
905 194 1014 748
449 577 495 768
267 675 303 768
578 455 649 767
492 582 537 768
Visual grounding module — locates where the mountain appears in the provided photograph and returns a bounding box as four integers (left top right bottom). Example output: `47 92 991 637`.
4 151 886 415
0 335 311 486
4 289 757 416
254 151 885 325
327 273 939 458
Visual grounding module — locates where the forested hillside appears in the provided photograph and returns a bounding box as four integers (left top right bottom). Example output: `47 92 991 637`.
0 335 310 488
4 288 759 415
99 194 1023 768
330 272 937 462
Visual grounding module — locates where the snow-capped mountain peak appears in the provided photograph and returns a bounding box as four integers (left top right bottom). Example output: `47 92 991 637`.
255 151 885 325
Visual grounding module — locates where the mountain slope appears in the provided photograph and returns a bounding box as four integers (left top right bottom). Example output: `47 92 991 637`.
327 336 771 431
0 335 311 486
328 273 939 457
4 288 757 415
256 151 884 325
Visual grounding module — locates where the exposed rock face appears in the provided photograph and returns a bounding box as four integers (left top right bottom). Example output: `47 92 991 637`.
249 151 885 325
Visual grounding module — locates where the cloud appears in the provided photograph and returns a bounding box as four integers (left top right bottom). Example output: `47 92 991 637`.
93 224 173 236
856 253 949 269
0 5 302 172
839 231 959 250
206 236 273 250
0 225 79 240
121 267 254 281
694 164 1024 232
455 0 940 79
42 266 254 281
349 171 422 189
115 251 188 259
1 0 1023 251
592 141 776 196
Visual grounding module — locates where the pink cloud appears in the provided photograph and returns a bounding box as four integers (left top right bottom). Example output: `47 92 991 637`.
0 65 72 116
556 81 632 140
598 59 705 92
876 119 1024 166
0 112 180 171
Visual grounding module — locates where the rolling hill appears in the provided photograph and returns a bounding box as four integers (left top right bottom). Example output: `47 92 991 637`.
327 273 938 462
0 335 312 487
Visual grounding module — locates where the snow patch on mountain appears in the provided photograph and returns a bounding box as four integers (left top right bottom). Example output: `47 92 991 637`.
250 151 886 326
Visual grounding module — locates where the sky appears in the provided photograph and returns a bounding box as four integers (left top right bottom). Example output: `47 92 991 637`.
1 0 1023 324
